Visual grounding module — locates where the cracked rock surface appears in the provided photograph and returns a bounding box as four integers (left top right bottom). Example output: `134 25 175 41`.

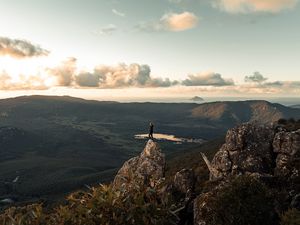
209 123 275 180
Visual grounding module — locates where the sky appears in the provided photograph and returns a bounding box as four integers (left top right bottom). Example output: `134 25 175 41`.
0 0 299 100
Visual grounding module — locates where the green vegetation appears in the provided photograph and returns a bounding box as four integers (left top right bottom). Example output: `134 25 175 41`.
201 176 277 225
278 118 300 131
0 184 177 225
1 175 297 225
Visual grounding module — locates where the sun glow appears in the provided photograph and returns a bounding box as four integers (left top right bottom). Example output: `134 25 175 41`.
0 56 38 79
0 55 62 89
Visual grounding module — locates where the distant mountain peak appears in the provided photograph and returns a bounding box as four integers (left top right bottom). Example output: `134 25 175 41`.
190 96 204 102
191 100 299 124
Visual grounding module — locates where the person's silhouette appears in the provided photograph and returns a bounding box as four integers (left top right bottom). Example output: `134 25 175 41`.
149 122 154 139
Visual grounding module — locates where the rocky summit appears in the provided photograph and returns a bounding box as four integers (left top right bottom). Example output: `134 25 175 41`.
207 123 276 179
113 139 165 192
202 123 300 180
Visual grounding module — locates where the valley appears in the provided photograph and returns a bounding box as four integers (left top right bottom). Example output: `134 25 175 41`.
0 95 299 208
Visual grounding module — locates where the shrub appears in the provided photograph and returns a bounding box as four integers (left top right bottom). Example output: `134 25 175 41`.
280 208 300 225
278 118 287 125
0 184 177 225
277 118 300 131
204 176 276 225
0 204 48 225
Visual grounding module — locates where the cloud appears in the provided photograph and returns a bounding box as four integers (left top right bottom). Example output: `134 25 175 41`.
218 80 300 95
176 80 300 96
46 57 77 86
264 80 300 88
214 0 298 13
90 63 177 88
112 9 125 17
1 54 299 97
48 64 232 89
243 72 300 91
162 12 199 31
137 11 199 32
95 24 117 35
182 71 235 86
0 37 49 58
149 77 179 87
75 72 102 87
46 62 177 88
245 71 268 83
235 72 300 95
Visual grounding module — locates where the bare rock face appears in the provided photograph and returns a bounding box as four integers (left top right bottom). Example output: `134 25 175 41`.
273 129 300 177
209 123 275 180
113 140 165 192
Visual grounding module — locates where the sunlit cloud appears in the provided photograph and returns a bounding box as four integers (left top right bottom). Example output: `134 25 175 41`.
214 0 298 13
1 58 299 97
162 12 199 31
0 66 49 91
137 11 199 32
0 37 49 58
46 57 77 86
75 63 178 88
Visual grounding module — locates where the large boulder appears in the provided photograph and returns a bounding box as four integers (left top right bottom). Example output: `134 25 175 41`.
208 123 275 180
113 140 165 192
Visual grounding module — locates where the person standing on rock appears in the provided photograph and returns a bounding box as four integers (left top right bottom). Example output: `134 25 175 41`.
149 122 154 139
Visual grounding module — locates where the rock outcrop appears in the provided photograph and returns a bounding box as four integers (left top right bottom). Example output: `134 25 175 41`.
196 123 300 225
204 123 300 181
273 129 300 177
206 123 275 180
113 140 197 224
113 139 165 192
